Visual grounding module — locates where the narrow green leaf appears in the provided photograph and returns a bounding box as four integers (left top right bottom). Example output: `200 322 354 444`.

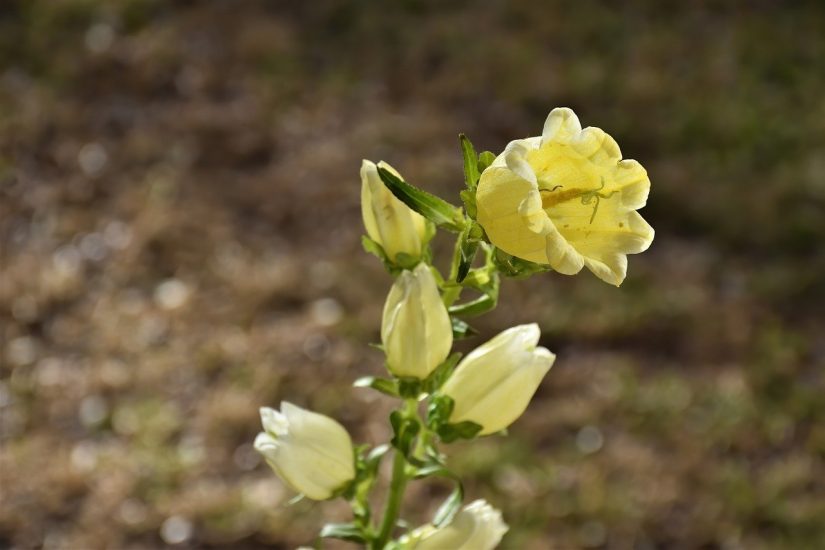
320 523 367 543
450 317 478 340
459 134 480 189
367 444 391 467
286 493 305 506
377 167 466 232
448 293 496 317
433 484 464 527
354 376 399 397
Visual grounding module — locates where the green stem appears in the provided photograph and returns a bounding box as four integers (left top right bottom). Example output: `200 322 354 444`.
374 445 408 548
442 232 465 307
374 399 418 548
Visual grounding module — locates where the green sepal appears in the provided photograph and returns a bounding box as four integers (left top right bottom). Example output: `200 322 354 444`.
456 223 480 283
437 420 483 443
393 252 421 271
423 352 462 394
362 235 425 274
390 410 421 456
426 394 483 442
397 378 422 399
320 522 368 543
354 376 400 397
362 235 390 263
451 317 477 340
362 235 400 275
426 394 455 431
459 188 477 219
492 247 550 278
477 150 496 173
377 167 466 232
468 221 485 241
459 134 480 190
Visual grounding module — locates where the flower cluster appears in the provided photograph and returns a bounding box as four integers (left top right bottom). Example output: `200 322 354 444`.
253 108 654 548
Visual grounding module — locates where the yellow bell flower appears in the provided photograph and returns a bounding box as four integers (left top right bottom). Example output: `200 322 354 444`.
403 500 508 550
381 263 453 379
476 107 654 286
361 160 428 263
441 324 554 435
253 402 355 500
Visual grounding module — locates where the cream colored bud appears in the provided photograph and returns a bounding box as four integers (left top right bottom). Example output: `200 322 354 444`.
441 324 554 435
406 500 508 550
361 160 428 262
253 402 355 500
381 263 453 379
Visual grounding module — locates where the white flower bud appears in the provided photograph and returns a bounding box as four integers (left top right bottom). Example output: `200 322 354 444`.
441 324 555 435
361 160 428 262
253 402 355 500
406 500 508 550
381 263 453 379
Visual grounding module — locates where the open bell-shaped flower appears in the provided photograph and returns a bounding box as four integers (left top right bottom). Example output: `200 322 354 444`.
253 402 355 500
361 160 428 264
476 107 654 286
402 500 508 550
441 323 555 435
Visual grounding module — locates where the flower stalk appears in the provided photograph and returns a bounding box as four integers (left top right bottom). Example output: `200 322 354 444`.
375 443 409 547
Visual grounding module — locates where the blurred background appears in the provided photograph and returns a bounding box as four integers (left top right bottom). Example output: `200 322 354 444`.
2 1 824 548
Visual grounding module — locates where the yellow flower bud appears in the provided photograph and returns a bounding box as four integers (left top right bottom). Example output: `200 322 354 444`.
381 263 453 379
441 324 554 435
361 160 428 263
405 500 508 550
253 402 355 500
476 107 654 286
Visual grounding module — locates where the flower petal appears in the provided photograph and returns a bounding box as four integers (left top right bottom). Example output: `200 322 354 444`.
612 159 651 211
544 226 586 275
542 107 582 145
518 189 553 234
559 210 654 285
476 166 548 263
570 126 622 165
503 141 537 185
260 406 288 437
280 402 355 474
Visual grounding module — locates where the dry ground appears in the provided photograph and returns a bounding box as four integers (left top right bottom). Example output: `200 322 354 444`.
2 1 825 548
